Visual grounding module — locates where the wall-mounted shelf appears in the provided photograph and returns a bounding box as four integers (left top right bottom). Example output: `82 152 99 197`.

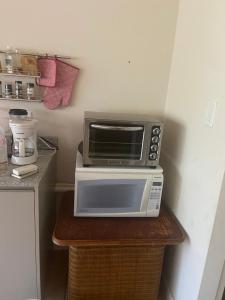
0 49 71 59
0 49 42 105
0 70 40 78
0 97 42 103
0 47 72 106
0 65 42 103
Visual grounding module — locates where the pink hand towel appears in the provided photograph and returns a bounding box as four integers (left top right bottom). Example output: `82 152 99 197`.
43 60 79 110
36 58 57 87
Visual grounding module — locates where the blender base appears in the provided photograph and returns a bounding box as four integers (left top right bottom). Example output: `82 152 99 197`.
11 154 38 165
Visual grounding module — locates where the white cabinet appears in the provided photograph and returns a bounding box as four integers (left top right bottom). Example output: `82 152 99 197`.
0 151 56 300
0 190 37 300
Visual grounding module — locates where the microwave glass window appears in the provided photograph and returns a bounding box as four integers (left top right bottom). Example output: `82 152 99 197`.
77 179 146 214
89 123 144 160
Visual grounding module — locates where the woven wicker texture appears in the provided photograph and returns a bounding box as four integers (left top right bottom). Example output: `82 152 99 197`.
68 245 164 300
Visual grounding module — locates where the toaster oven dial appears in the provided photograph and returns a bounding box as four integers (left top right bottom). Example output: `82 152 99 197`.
152 128 161 135
149 153 157 160
152 136 159 143
150 144 158 152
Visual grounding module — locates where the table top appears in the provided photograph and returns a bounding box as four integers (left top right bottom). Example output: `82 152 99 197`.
53 192 185 247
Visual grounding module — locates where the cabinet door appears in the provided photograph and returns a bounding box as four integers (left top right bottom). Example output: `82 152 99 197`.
0 190 37 300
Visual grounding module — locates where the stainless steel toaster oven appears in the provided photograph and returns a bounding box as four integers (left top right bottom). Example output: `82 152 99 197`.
83 111 163 167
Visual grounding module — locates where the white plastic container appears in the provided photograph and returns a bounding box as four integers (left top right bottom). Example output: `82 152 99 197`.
0 127 8 172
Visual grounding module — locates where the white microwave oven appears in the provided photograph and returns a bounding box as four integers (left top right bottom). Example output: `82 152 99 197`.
74 152 163 217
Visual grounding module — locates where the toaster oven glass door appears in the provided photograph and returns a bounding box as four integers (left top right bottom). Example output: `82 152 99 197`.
88 123 144 160
77 179 146 214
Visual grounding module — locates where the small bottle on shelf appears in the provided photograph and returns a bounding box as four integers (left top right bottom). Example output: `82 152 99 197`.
4 82 13 98
0 126 8 173
15 49 22 72
0 81 2 98
27 82 35 100
4 46 14 74
15 81 23 99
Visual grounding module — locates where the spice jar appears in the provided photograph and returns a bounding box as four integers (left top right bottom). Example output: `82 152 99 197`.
15 81 23 99
5 47 14 73
4 83 13 98
0 81 2 98
26 83 35 100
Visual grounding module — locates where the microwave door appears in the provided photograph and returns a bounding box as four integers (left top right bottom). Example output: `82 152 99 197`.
75 179 146 216
88 123 144 160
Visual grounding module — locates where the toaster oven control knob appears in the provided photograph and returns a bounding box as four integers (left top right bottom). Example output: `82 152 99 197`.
152 136 159 143
149 153 157 160
152 128 161 135
151 144 158 152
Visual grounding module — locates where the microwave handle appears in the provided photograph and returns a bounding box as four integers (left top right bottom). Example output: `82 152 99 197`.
90 124 143 131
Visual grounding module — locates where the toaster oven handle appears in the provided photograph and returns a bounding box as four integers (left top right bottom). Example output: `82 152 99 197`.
90 124 143 131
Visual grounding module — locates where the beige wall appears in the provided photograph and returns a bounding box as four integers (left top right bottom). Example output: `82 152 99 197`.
0 0 179 183
162 0 225 299
1 1 224 298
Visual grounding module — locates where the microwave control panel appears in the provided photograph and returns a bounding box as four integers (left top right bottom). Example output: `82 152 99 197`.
147 175 163 216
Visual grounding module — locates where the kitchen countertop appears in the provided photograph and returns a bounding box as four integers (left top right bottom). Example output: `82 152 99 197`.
0 150 56 190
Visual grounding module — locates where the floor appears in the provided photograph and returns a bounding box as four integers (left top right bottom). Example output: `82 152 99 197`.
44 249 164 300
44 250 68 300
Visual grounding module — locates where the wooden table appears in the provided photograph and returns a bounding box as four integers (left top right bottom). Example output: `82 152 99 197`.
53 192 185 300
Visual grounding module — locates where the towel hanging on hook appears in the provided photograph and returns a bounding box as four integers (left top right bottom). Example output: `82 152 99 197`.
36 57 57 87
42 59 79 110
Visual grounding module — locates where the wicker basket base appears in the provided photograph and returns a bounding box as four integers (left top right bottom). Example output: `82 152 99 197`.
68 245 165 300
